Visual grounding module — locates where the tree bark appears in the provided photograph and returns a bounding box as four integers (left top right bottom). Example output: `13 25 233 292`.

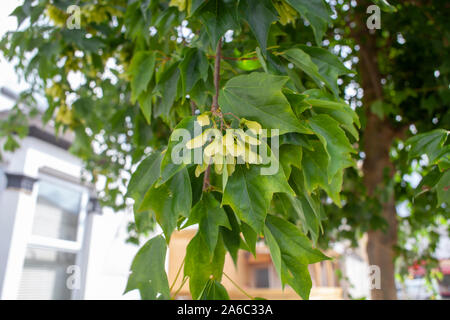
356 20 398 299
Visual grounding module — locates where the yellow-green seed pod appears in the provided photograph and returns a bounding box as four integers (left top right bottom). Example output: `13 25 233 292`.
204 137 222 158
186 132 207 149
196 113 210 127
227 163 236 176
244 147 263 164
234 129 261 145
214 158 223 174
169 0 186 11
195 163 207 177
243 119 263 135
224 133 245 157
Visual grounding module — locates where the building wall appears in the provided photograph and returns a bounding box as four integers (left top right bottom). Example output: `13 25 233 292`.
168 229 343 300
0 135 140 299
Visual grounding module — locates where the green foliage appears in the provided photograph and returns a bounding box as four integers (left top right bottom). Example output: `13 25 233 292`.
265 215 329 299
0 0 355 299
125 235 170 300
219 72 312 135
2 0 448 301
222 163 294 233
406 130 450 207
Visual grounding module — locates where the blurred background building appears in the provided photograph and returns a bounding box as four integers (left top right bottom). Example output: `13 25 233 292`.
0 88 140 299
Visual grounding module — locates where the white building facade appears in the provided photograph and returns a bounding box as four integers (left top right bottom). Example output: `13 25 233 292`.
0 111 140 300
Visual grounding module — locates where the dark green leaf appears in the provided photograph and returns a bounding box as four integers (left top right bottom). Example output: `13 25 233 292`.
127 151 163 210
199 279 230 300
239 0 277 53
139 167 192 241
265 215 329 299
219 72 312 135
128 51 156 103
222 163 294 233
284 0 331 45
184 193 231 254
125 235 170 300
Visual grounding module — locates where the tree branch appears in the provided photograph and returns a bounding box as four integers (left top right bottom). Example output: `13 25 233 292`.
203 38 222 191
211 38 222 113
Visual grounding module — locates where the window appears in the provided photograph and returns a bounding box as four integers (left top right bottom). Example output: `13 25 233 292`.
17 248 76 300
250 263 282 289
254 267 270 288
32 180 82 241
18 174 89 300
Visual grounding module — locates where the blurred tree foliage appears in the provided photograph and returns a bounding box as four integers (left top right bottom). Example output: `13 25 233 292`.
0 0 448 299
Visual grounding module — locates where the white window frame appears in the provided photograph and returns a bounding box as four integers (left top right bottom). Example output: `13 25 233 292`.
24 172 90 300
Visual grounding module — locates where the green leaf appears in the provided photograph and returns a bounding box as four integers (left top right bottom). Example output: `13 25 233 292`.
188 0 207 16
283 88 310 116
184 193 231 254
221 208 242 265
298 45 351 96
302 140 344 204
198 0 239 49
139 167 192 241
241 221 258 255
273 192 320 244
126 152 162 211
222 163 294 234
406 129 449 164
239 0 277 53
256 47 268 72
159 116 198 184
279 144 302 178
309 114 355 181
125 235 170 300
185 232 226 299
154 63 181 119
263 225 282 280
219 72 312 135
129 51 156 103
283 47 349 96
279 132 314 151
373 0 397 13
305 93 360 140
138 89 153 124
436 170 450 207
283 48 326 90
199 279 230 300
438 151 450 171
179 48 209 94
414 166 443 198
284 0 332 45
265 215 329 299
185 233 211 300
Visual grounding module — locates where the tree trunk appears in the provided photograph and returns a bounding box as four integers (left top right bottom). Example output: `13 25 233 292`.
356 18 399 299
363 114 398 300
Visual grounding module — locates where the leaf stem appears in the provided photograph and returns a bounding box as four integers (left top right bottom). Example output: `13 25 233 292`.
171 276 188 300
223 272 255 300
169 257 185 292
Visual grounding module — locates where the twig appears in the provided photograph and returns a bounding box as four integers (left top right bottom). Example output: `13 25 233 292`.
190 100 196 116
211 38 222 113
202 38 223 191
202 165 211 191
